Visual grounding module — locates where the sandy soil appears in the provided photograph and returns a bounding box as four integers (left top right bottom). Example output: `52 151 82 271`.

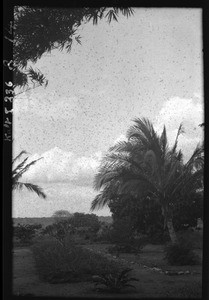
12 245 202 298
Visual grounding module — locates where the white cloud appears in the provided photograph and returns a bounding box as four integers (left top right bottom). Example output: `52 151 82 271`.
19 146 101 186
154 95 204 161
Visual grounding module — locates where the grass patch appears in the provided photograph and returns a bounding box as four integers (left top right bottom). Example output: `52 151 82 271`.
32 238 123 283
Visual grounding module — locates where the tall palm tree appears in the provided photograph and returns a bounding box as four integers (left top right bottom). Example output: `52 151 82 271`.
12 150 46 198
91 118 203 243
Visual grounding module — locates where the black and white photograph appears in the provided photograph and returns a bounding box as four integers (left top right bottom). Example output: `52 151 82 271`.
3 5 206 299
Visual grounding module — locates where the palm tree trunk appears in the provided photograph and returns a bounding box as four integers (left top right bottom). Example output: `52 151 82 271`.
161 206 178 244
166 218 178 244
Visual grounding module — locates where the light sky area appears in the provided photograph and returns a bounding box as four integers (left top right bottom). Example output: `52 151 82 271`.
13 8 204 218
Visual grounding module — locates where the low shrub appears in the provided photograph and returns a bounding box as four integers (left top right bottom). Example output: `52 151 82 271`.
13 223 42 246
32 238 123 283
164 240 200 266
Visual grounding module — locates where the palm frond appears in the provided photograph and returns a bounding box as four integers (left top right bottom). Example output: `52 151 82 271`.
91 117 204 216
171 123 184 154
12 150 28 164
91 193 109 210
128 118 162 165
168 166 203 200
13 182 46 198
110 140 138 153
12 157 29 176
91 180 120 210
184 144 204 169
144 149 158 175
160 125 169 159
12 151 46 199
93 151 144 190
13 157 43 184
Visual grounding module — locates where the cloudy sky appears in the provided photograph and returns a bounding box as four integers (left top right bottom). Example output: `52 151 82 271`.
13 8 204 218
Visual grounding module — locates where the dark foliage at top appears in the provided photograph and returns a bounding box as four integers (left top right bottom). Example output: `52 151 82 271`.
13 7 134 88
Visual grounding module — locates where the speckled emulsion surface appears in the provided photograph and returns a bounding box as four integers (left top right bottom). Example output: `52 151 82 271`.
11 7 204 299
13 8 203 218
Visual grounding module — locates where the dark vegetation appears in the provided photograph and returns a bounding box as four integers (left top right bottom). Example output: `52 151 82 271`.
164 240 200 266
13 215 112 227
12 119 203 295
32 239 123 284
11 6 204 297
91 118 204 246
13 212 203 296
13 223 42 246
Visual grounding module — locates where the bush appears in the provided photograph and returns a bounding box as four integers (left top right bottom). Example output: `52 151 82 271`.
68 213 101 241
13 223 42 246
41 220 75 245
164 240 200 266
32 238 123 283
106 217 147 254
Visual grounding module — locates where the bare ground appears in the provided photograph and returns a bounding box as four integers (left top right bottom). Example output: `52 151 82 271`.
13 244 202 298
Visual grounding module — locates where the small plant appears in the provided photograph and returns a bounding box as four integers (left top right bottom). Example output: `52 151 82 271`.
164 241 200 266
92 268 139 293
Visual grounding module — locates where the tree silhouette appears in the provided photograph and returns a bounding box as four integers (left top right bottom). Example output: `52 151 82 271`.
52 210 72 219
91 118 203 244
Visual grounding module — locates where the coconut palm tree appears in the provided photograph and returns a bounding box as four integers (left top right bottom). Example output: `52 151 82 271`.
12 150 46 198
91 118 203 243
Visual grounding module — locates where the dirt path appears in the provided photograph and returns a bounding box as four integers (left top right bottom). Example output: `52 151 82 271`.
13 247 202 298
